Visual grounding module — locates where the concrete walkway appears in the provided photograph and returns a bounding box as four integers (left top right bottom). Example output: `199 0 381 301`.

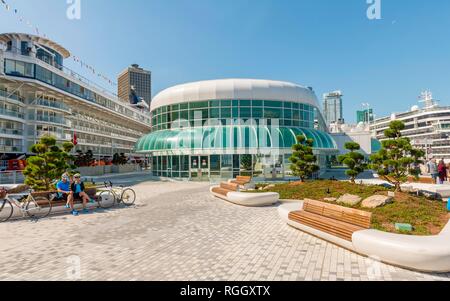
0 181 449 281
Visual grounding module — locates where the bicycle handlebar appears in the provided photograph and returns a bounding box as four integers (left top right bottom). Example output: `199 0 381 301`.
103 181 114 188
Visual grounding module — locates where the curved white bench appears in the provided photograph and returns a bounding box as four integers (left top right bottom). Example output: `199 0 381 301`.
227 179 256 190
278 202 450 272
210 186 279 207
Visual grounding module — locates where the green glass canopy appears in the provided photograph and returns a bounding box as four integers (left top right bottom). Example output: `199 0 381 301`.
134 126 337 153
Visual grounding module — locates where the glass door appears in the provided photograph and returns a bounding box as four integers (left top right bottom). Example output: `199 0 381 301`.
190 156 199 179
190 156 209 181
200 156 209 181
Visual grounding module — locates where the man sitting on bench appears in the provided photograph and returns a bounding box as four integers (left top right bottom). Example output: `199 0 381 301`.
68 173 91 214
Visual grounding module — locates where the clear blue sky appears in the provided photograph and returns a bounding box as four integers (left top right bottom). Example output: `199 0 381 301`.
1 0 449 122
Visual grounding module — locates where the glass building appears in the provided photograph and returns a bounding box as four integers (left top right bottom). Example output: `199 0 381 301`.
323 91 344 126
357 109 374 124
135 79 338 181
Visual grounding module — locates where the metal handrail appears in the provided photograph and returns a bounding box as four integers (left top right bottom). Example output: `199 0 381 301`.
0 107 25 119
0 128 23 136
0 89 25 103
33 98 71 112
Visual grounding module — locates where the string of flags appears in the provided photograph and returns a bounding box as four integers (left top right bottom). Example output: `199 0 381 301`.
0 0 117 87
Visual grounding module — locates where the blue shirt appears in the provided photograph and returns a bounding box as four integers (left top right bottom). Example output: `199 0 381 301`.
56 181 70 197
74 184 82 194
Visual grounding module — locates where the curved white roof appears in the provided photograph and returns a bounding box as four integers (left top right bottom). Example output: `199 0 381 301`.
0 33 70 58
151 79 320 111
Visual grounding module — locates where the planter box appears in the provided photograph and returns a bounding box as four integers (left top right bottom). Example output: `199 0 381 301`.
76 166 105 177
279 202 450 272
111 164 139 174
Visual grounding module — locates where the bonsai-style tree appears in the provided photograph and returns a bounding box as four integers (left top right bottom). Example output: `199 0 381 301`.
241 154 253 170
338 142 367 183
23 136 75 191
74 150 95 167
289 135 320 182
112 153 128 165
370 120 425 191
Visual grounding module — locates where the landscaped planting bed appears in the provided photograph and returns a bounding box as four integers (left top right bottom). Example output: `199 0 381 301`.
259 180 449 236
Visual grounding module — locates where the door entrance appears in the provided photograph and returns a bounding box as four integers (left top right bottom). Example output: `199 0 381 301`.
190 156 209 181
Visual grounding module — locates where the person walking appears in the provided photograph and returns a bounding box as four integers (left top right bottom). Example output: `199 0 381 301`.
438 159 448 185
427 158 439 184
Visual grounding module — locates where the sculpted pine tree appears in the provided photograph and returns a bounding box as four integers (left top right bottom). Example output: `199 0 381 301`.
338 142 367 183
23 136 75 191
370 120 425 192
289 135 320 182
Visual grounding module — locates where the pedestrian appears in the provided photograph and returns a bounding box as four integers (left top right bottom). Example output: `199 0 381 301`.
427 158 439 184
438 159 447 185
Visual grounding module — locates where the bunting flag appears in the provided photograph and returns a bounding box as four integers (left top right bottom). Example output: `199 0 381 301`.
0 0 118 87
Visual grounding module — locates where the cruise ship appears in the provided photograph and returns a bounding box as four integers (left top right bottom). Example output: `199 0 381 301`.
371 91 450 160
0 33 151 167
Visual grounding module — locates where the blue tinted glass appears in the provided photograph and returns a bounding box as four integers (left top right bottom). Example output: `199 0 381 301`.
221 100 231 107
210 100 220 107
252 100 263 107
264 101 283 108
240 100 251 107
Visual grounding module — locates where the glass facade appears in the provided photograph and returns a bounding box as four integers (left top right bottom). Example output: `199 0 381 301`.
151 100 318 131
136 96 338 181
136 126 336 152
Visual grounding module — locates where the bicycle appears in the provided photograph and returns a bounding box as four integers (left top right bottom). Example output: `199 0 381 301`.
97 181 136 209
0 188 52 223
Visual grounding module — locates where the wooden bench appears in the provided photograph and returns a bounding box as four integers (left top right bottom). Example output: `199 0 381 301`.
31 188 98 208
288 199 372 242
210 182 279 206
230 176 252 186
211 182 239 197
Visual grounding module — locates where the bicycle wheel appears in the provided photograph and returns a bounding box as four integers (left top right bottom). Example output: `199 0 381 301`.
0 199 14 223
98 190 116 209
121 188 136 206
26 197 52 219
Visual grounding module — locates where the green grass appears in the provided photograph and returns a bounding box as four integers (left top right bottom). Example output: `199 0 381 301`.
258 180 449 236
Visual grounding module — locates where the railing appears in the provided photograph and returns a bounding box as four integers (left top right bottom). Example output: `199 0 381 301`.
2 47 151 125
71 116 143 136
33 99 71 113
0 107 25 119
28 114 71 127
74 125 141 140
0 128 23 136
3 45 118 101
0 171 25 185
0 89 25 103
31 131 70 140
0 144 23 153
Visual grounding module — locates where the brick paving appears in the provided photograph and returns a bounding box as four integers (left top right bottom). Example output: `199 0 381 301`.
0 181 449 281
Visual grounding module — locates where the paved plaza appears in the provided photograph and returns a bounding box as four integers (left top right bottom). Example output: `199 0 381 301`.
0 180 449 281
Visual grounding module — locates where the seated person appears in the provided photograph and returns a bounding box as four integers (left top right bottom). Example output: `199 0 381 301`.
68 173 91 214
56 173 78 216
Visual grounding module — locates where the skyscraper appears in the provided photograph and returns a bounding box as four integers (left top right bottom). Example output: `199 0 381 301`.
357 109 374 123
118 64 152 106
323 91 344 126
